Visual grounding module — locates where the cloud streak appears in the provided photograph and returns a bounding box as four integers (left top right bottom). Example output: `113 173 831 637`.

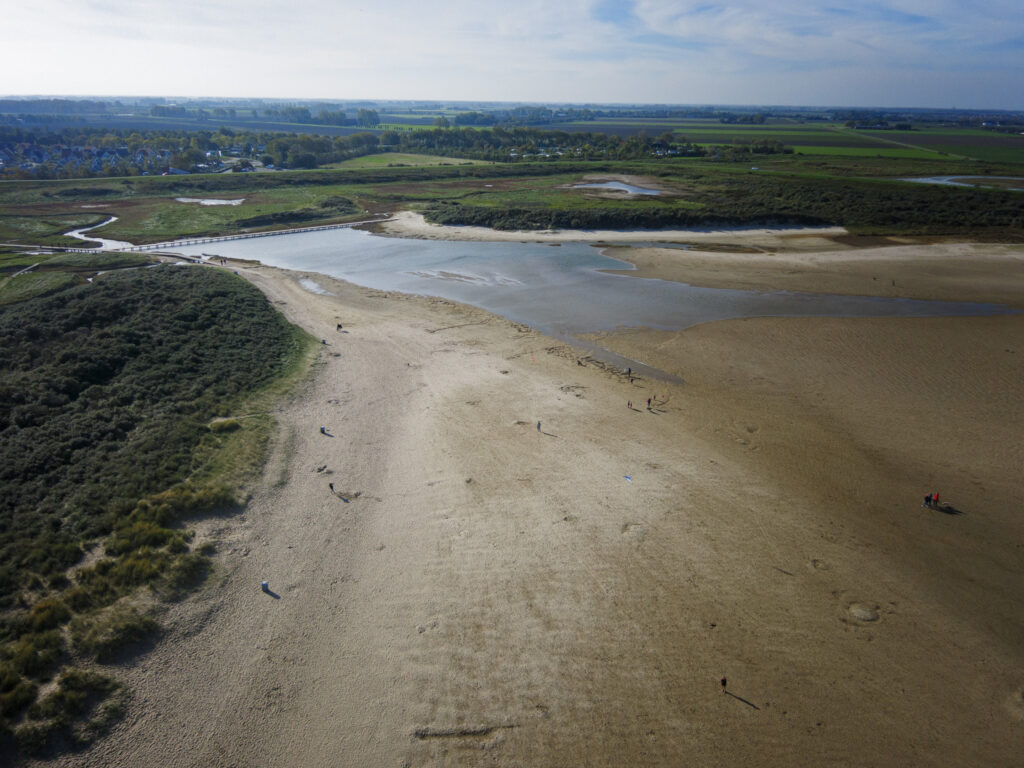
2 1 1021 108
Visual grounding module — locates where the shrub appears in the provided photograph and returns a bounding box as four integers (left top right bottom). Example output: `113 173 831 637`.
30 667 120 721
0 266 302 602
0 264 310 756
160 553 207 598
18 667 124 753
27 599 71 633
0 665 37 717
70 604 159 662
105 521 174 557
3 631 64 679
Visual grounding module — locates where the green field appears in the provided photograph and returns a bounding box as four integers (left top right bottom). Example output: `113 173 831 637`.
791 146 941 159
326 152 489 169
924 145 1024 163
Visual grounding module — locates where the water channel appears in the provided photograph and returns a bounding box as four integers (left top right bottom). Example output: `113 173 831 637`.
572 181 662 195
66 217 135 251
901 176 1024 191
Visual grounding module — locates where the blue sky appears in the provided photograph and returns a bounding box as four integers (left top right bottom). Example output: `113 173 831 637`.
3 1 1022 109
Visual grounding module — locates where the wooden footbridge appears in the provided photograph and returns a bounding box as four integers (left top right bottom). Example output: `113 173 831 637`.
124 217 390 253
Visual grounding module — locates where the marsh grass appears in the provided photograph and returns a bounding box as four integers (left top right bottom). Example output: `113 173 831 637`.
0 211 108 248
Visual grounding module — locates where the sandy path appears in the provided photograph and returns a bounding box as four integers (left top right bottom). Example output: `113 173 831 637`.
42 245 1023 767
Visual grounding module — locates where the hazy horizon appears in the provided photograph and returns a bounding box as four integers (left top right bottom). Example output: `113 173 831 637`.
4 1 1023 111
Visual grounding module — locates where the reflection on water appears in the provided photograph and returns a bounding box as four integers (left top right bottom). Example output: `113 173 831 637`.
65 216 135 251
902 176 1024 191
175 197 247 206
174 227 1015 363
573 181 661 195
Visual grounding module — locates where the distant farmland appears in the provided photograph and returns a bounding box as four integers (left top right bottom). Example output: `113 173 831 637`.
555 119 1024 159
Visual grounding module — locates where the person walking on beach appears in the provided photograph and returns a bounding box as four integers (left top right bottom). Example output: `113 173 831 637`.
329 482 335 494
923 493 932 508
647 397 652 409
932 491 940 508
628 401 632 409
537 421 541 432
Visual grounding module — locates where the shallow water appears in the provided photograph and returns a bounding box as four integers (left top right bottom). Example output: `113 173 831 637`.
174 227 1016 345
901 176 1024 191
175 197 246 206
65 216 135 251
298 278 335 295
573 181 661 195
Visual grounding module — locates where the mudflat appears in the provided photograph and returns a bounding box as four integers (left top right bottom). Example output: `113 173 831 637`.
41 229 1023 767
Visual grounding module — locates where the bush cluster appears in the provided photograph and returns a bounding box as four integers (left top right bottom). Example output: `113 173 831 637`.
0 265 307 755
425 173 1024 235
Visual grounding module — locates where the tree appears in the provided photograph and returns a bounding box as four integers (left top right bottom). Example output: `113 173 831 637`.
433 116 450 128
356 109 380 127
289 152 317 169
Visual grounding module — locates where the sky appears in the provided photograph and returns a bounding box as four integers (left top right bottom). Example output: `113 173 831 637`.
4 0 1023 109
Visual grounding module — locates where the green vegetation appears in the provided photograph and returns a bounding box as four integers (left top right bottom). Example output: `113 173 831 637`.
1 148 1021 249
0 252 153 306
416 162 1023 237
70 604 159 662
0 265 314 756
12 667 126 754
327 152 488 168
790 146 939 159
0 163 603 245
423 175 1024 237
0 271 83 306
0 210 108 248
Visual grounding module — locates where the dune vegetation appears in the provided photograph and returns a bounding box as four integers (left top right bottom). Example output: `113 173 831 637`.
0 264 312 757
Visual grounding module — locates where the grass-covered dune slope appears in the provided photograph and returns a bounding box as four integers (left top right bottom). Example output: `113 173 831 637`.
0 265 311 758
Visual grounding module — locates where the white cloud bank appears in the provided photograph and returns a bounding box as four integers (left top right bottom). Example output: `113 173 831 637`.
3 0 1022 108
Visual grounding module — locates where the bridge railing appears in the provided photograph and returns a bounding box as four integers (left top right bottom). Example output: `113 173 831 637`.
126 218 388 253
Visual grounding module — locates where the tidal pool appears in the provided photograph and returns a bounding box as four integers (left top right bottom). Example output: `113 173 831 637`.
173 227 1015 347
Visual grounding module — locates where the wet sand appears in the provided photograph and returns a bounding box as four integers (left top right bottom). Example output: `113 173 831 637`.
39 234 1024 768
601 241 1024 307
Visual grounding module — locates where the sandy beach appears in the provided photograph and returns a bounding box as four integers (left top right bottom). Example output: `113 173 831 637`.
38 227 1023 767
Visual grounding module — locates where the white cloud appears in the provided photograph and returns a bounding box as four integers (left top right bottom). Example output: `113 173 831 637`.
2 0 1021 108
